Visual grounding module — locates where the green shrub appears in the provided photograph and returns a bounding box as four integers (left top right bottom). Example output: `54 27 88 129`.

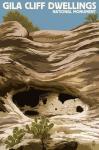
26 117 54 139
26 117 54 150
5 117 54 150
5 127 25 149
3 11 39 32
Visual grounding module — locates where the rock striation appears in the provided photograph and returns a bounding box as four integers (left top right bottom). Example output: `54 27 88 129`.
0 21 99 149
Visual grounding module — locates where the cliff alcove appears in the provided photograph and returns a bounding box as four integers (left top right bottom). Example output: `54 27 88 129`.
0 21 99 150
12 88 49 117
12 88 81 118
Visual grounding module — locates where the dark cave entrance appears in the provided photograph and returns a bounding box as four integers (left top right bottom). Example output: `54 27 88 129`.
12 88 49 116
59 93 77 104
76 106 84 113
58 93 84 113
12 89 84 117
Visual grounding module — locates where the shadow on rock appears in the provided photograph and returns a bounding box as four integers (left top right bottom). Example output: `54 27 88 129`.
10 141 78 150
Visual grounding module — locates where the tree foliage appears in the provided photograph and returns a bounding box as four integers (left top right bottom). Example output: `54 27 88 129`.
26 117 54 150
85 13 98 23
5 117 54 150
5 127 25 149
3 11 39 32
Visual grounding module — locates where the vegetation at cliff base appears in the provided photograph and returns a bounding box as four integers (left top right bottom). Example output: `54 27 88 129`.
5 127 25 149
3 11 39 32
5 117 54 150
26 117 54 150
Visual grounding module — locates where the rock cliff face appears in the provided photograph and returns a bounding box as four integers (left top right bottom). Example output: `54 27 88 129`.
0 21 99 149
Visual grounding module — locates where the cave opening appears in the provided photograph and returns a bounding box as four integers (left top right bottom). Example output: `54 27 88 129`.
59 93 77 104
12 88 83 117
13 88 49 107
76 106 84 113
24 110 39 116
12 87 49 116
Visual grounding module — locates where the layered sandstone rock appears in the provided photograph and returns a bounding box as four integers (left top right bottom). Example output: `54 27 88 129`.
0 21 99 149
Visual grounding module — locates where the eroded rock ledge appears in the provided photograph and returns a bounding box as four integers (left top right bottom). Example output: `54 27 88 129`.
0 21 99 149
